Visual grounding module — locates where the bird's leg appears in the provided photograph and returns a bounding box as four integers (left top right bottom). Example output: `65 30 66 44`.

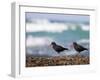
76 52 80 57
78 52 81 57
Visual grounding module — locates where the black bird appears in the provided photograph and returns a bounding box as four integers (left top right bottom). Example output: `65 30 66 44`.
50 42 68 53
73 42 88 53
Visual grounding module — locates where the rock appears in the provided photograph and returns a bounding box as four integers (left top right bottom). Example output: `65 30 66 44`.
26 55 89 67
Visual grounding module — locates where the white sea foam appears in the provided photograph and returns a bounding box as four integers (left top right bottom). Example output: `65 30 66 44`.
26 19 68 33
26 19 89 33
80 24 89 31
77 39 89 44
26 35 53 47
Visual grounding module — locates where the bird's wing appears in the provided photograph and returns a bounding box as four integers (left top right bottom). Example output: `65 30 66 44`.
54 45 64 50
58 45 65 49
77 44 87 50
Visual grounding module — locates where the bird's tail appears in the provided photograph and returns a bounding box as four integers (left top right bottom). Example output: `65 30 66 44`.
85 48 88 50
64 48 69 50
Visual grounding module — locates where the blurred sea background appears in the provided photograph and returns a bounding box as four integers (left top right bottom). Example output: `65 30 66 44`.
25 13 90 57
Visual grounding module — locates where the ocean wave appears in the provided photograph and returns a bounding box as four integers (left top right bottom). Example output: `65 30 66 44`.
26 35 53 47
26 19 89 33
26 19 68 33
77 39 89 44
26 37 89 56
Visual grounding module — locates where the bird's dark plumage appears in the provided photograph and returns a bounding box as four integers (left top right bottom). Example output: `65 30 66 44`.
51 42 68 53
73 42 88 53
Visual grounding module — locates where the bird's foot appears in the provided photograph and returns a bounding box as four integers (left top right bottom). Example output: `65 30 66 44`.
76 53 81 57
